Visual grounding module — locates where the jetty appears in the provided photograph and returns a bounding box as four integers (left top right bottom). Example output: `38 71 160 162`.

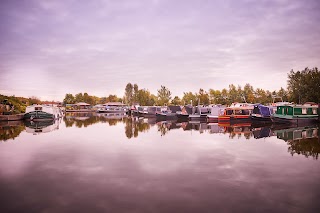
0 114 24 121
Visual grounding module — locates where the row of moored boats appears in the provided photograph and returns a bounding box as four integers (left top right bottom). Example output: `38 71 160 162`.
23 102 319 125
127 102 319 125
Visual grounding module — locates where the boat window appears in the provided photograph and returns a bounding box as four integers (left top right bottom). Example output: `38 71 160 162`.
226 110 233 115
302 108 307 114
312 108 317 114
242 109 250 115
35 107 42 111
253 107 259 114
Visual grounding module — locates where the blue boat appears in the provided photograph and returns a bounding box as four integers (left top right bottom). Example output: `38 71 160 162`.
251 104 273 122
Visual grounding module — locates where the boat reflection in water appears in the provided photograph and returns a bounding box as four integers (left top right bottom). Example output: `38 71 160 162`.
64 112 127 128
252 126 273 139
274 126 320 159
25 119 61 135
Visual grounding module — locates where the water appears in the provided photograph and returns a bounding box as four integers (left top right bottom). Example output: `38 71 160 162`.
0 113 319 212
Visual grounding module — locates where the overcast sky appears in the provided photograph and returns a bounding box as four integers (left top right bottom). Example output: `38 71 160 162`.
0 0 319 101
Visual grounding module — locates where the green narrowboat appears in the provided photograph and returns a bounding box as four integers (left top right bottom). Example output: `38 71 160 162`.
272 104 318 125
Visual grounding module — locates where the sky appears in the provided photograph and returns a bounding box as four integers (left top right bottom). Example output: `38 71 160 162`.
0 0 319 101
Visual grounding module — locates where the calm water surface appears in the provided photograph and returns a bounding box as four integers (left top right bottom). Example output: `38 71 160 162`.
0 113 319 212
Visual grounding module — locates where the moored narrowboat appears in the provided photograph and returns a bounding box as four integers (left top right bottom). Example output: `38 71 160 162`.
176 105 193 120
24 105 63 121
189 106 211 121
272 104 318 125
218 105 253 123
207 105 226 123
251 104 273 123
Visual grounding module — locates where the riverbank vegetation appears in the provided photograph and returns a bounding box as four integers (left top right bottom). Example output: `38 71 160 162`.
2 67 319 112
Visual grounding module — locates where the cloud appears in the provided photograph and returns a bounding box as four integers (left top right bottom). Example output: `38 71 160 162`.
0 0 319 100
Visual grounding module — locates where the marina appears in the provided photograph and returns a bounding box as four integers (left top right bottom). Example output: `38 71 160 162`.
0 113 319 212
1 0 320 211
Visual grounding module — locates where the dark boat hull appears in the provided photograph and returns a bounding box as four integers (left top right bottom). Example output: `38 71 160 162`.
251 115 272 123
24 111 55 121
156 113 177 121
189 114 208 121
272 116 318 125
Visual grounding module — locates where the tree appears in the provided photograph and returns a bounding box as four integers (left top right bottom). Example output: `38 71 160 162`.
221 88 229 105
277 87 288 102
100 97 107 104
28 96 41 105
157 85 172 106
106 94 119 103
75 93 84 103
133 84 139 104
137 89 154 106
182 92 197 106
228 84 239 103
197 88 210 105
63 94 75 105
171 96 181 105
124 83 133 105
287 67 320 103
243 83 255 103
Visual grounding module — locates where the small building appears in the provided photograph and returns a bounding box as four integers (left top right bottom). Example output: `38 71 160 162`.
66 102 92 112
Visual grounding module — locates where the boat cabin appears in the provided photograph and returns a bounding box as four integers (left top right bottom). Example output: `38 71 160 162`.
275 105 318 117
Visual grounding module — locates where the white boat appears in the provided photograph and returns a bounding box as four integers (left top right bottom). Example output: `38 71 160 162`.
24 105 63 121
207 105 226 122
189 106 211 121
97 102 127 113
25 119 60 134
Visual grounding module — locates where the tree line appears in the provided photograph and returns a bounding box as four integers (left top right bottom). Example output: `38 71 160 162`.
61 67 319 106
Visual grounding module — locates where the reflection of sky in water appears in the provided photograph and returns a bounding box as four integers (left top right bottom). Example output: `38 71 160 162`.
0 118 319 212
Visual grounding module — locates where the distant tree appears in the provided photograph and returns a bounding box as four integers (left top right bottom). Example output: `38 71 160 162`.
171 96 181 105
63 94 75 105
182 92 197 106
157 85 172 106
133 84 139 103
106 94 119 103
243 83 255 103
100 97 107 104
221 88 229 105
197 88 210 105
209 89 224 104
149 94 157 106
137 89 154 106
124 83 133 105
287 67 320 103
277 87 289 102
28 96 41 105
83 93 95 105
228 84 239 103
75 93 84 103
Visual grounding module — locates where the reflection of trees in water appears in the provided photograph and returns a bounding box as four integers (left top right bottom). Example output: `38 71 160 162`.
223 126 253 140
0 122 25 141
287 138 320 160
157 122 170 136
124 117 151 139
275 126 320 160
64 113 125 128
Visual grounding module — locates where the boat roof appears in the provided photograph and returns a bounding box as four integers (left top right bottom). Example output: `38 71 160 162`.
103 102 126 106
226 106 253 110
74 102 91 106
277 104 318 109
